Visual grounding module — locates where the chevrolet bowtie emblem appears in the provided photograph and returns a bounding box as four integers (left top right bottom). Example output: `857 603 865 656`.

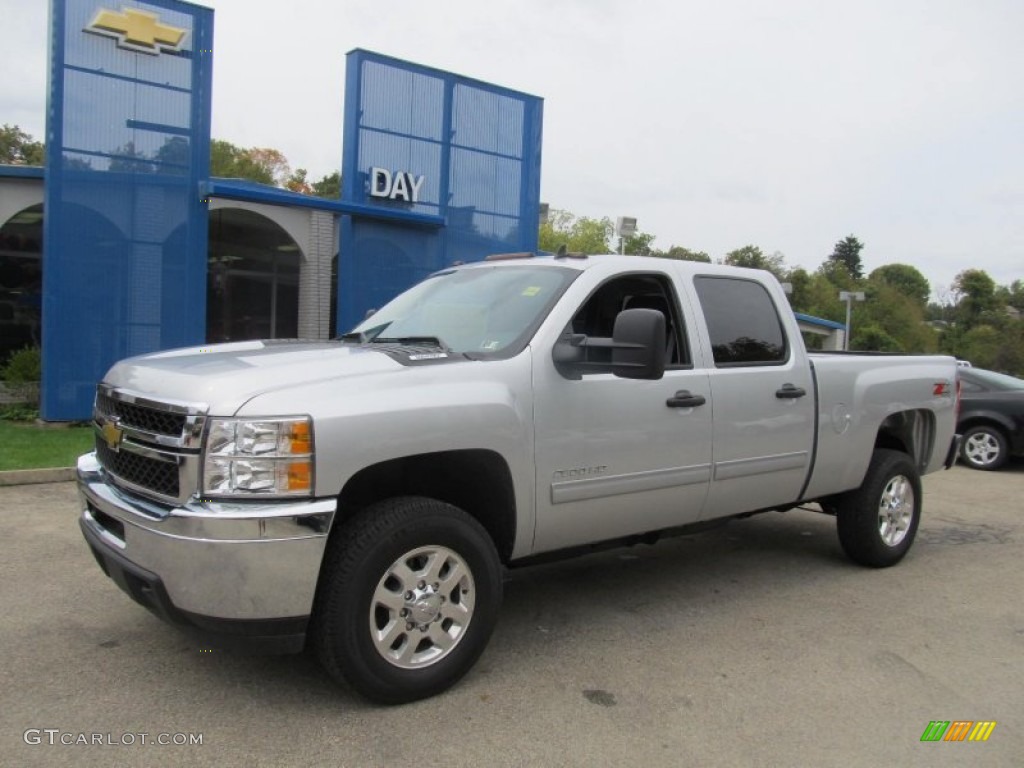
101 420 124 452
85 7 188 55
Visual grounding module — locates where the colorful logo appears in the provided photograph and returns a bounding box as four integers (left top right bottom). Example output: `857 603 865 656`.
84 7 188 56
920 721 997 742
100 419 124 452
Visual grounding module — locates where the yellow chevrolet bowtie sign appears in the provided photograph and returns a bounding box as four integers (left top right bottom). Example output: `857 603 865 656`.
85 7 187 55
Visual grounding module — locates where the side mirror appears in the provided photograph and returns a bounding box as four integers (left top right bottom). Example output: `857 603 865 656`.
551 308 666 380
612 308 665 380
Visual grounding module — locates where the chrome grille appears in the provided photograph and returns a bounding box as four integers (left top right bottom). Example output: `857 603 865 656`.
96 439 180 498
93 386 208 503
96 391 187 438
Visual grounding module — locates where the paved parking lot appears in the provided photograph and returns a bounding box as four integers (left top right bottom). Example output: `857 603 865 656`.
2 462 1022 767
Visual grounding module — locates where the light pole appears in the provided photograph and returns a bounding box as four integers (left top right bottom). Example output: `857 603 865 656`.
615 216 637 255
838 291 865 351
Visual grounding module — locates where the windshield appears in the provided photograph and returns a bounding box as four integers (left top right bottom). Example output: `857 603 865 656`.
350 265 575 356
965 369 1024 391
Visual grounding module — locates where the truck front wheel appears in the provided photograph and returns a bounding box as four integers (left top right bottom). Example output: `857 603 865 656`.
836 449 921 568
312 496 502 704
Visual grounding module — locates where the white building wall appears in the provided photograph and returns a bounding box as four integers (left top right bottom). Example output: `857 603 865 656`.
3 176 343 343
0 177 44 226
299 210 336 339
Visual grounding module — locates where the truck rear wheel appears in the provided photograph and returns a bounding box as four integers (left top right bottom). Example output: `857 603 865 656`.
836 449 921 568
312 496 502 704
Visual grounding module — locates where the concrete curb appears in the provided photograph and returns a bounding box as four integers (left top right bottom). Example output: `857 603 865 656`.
0 467 76 486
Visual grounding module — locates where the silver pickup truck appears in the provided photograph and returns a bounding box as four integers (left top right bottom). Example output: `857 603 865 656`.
78 254 960 703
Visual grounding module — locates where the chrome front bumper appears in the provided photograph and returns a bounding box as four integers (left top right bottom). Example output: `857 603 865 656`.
77 453 336 650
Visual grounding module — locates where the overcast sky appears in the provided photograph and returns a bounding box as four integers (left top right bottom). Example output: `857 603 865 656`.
3 0 1022 295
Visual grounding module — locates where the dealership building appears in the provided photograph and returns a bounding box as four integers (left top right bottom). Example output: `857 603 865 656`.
0 0 842 421
0 0 543 420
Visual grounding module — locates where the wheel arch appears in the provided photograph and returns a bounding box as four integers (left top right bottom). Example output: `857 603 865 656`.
330 449 517 564
875 408 934 472
957 413 1013 440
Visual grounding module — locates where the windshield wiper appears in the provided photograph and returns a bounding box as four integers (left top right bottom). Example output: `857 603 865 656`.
338 331 366 343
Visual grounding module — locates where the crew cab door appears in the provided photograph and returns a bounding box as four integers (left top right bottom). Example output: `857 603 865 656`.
531 272 713 554
690 276 815 519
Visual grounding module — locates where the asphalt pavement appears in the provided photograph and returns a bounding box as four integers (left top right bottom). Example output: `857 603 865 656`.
2 463 1022 767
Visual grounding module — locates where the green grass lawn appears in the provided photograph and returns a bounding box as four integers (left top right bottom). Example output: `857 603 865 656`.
0 420 95 471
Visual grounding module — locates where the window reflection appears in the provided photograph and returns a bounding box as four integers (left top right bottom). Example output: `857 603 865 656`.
207 208 300 342
0 204 43 361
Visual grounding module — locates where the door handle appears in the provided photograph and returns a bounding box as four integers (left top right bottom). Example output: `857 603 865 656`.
666 390 706 408
775 384 806 399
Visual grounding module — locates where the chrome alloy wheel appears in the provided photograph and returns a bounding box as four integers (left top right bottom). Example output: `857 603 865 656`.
878 474 914 547
963 431 1001 467
369 545 475 669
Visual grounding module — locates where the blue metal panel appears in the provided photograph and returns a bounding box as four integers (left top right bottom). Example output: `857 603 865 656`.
794 312 847 330
206 178 445 225
338 50 544 332
43 0 213 420
0 165 45 179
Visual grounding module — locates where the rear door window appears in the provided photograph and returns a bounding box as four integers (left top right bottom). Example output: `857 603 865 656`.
694 277 787 366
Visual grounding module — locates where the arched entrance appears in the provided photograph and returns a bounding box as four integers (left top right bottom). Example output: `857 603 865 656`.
0 203 43 361
207 208 301 342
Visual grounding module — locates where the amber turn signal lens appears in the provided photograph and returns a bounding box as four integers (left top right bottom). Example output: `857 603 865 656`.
287 421 312 454
287 461 312 492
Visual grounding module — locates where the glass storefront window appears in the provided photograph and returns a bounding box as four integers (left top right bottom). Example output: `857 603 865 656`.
207 208 300 342
0 204 43 362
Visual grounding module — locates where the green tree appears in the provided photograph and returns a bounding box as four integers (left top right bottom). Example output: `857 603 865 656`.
851 323 901 352
722 245 786 278
311 171 341 199
538 209 613 254
788 268 846 323
858 283 938 353
0 124 44 165
246 147 291 186
210 139 291 185
784 267 812 308
654 245 711 263
285 168 311 194
816 257 856 290
952 269 998 328
869 263 930 307
957 325 1004 370
829 235 864 280
998 280 1024 313
622 231 656 255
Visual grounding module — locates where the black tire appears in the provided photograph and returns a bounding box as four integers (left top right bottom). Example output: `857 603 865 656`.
836 449 921 568
959 424 1008 471
312 496 502 704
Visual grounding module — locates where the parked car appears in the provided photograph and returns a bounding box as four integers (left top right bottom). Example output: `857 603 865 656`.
957 368 1024 470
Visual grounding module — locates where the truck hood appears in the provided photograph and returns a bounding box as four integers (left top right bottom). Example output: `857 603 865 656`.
102 340 406 415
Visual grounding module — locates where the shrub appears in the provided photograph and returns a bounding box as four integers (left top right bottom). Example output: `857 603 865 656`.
0 404 39 421
2 346 41 384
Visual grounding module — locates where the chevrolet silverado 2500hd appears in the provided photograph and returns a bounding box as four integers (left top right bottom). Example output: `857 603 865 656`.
78 254 960 703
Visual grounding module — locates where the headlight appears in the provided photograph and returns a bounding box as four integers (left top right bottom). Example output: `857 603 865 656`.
202 417 313 497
